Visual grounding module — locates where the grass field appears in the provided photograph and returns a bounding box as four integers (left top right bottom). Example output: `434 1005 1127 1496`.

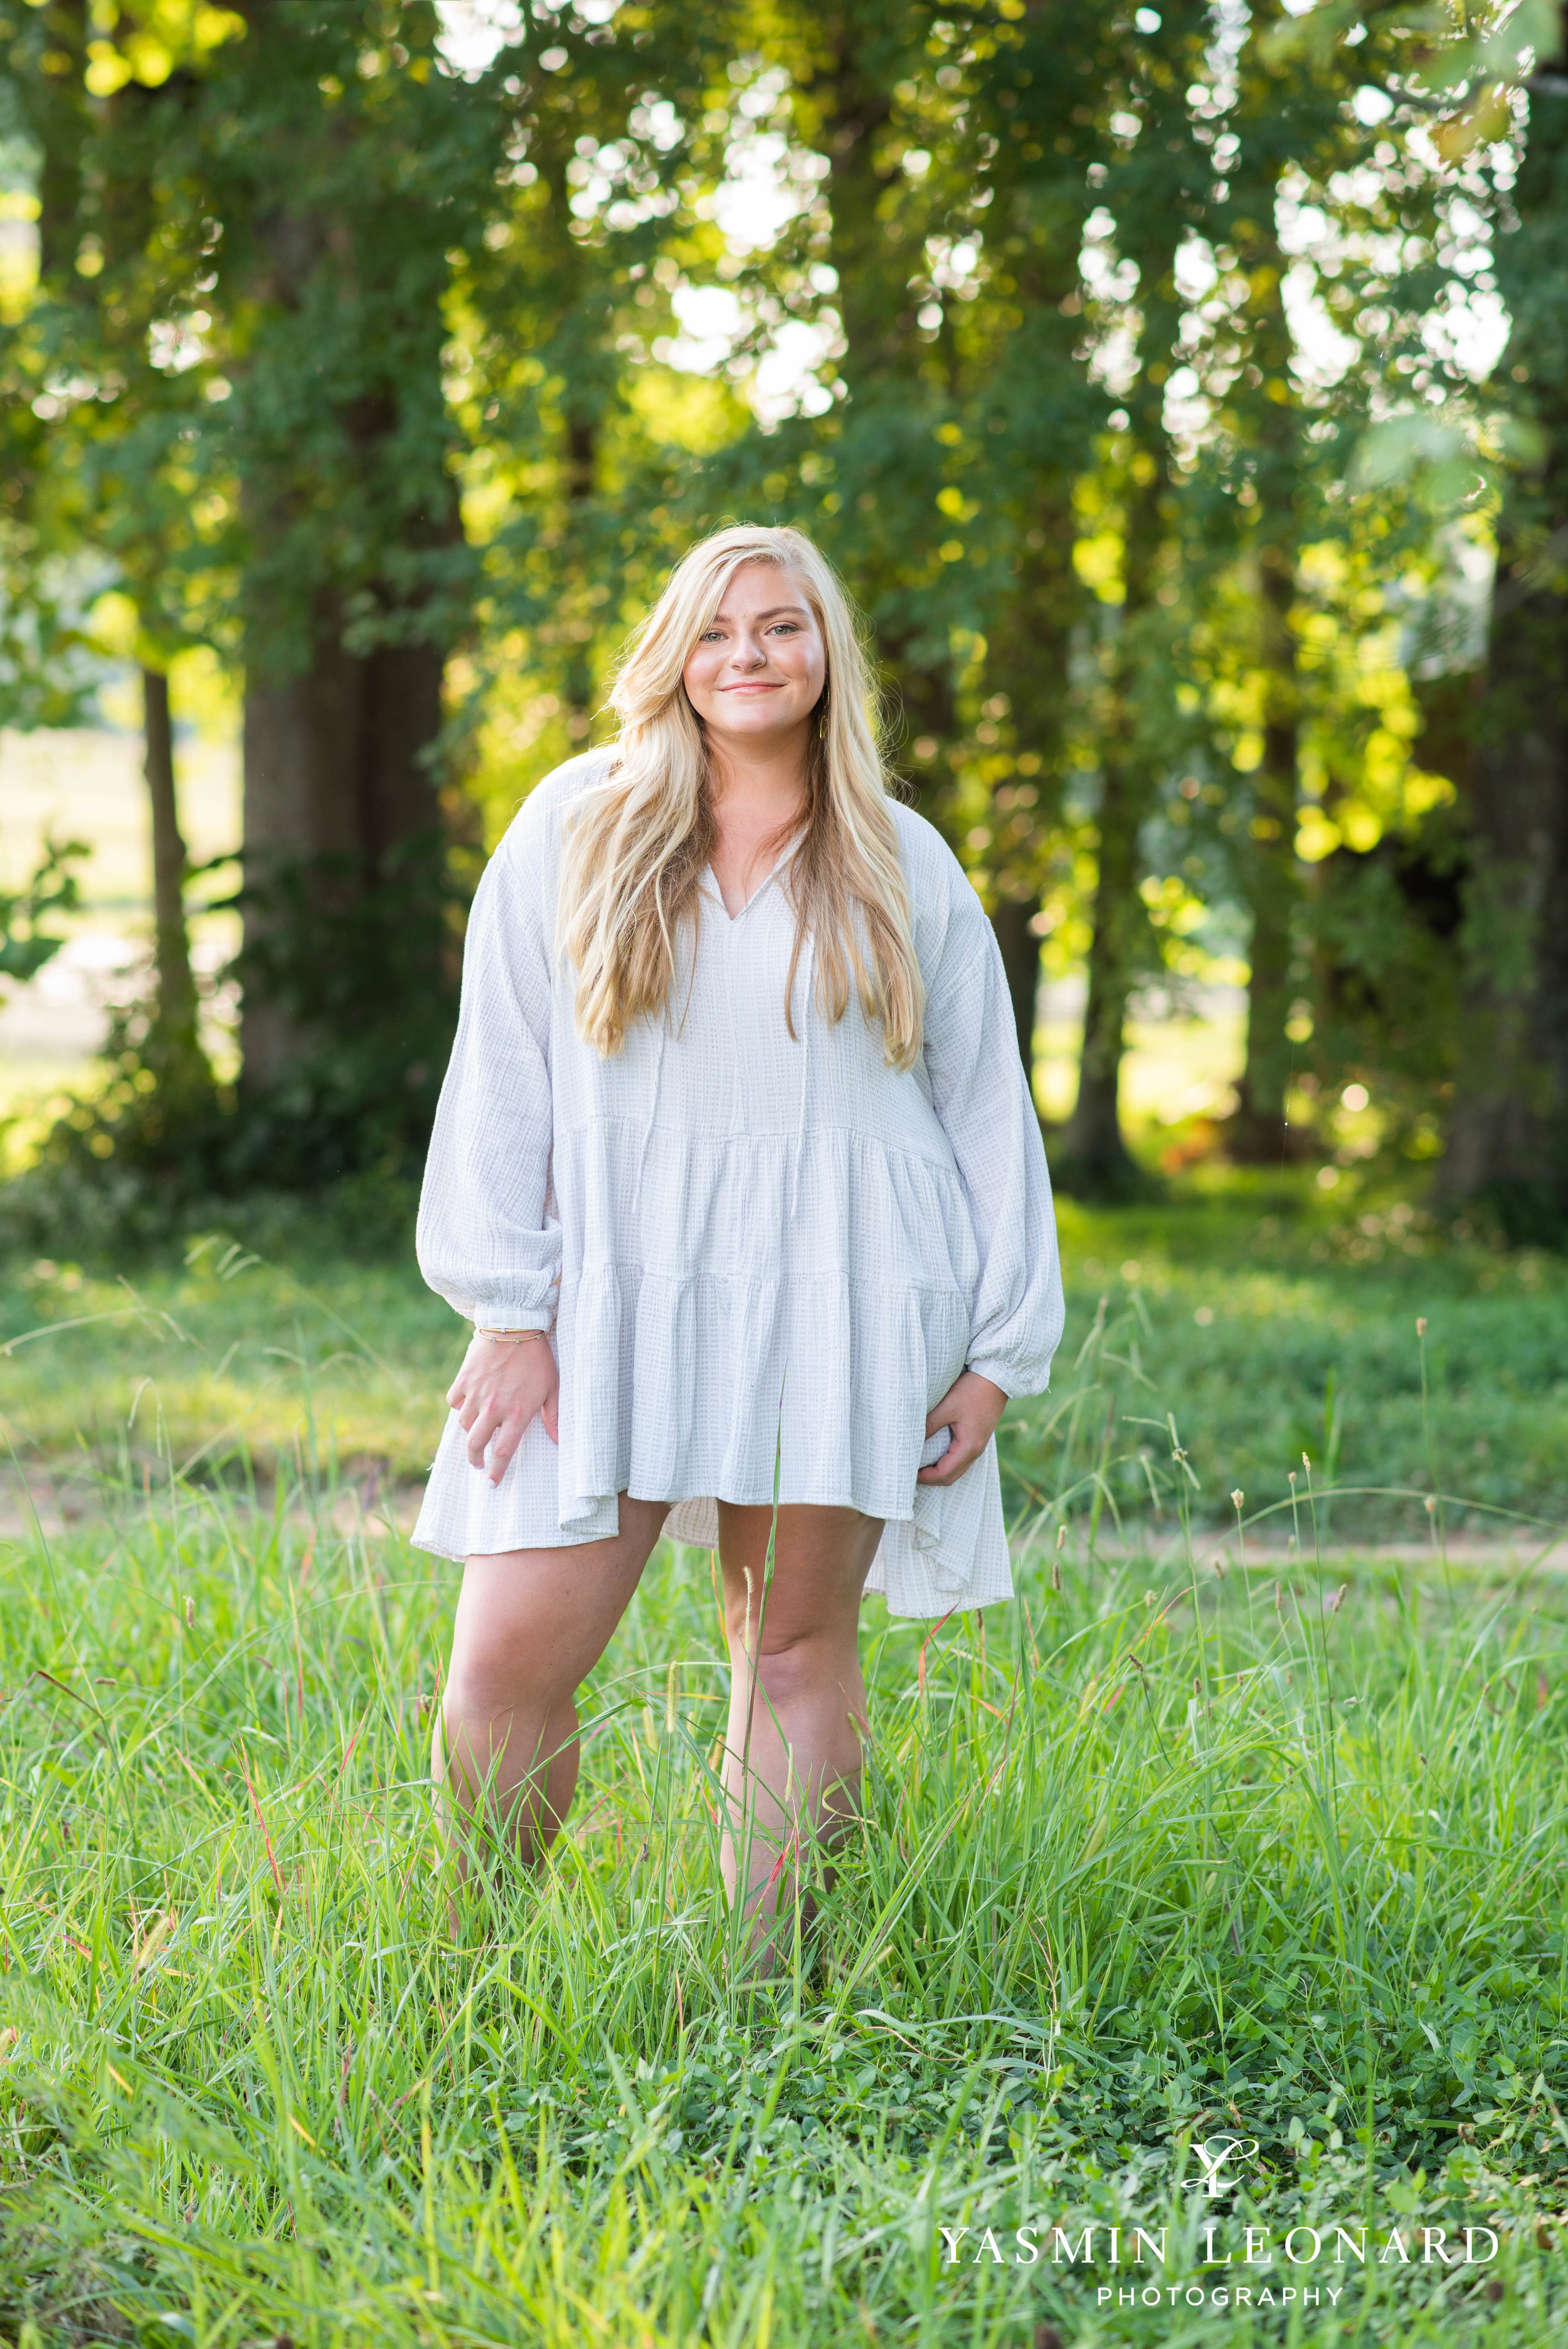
1 1180 1565 2346
3 1174 1565 1542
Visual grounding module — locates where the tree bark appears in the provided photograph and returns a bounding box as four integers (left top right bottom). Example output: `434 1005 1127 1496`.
811 14 954 824
240 610 446 1084
562 410 598 740
990 896 1042 1079
1435 24 1568 1226
141 667 206 1082
1229 544 1302 1162
33 0 87 284
236 152 459 1090
1058 437 1168 1191
1060 748 1143 1184
1054 122 1190 1190
808 28 898 383
1436 525 1568 1212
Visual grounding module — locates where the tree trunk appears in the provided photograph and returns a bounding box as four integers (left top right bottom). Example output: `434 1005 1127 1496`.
142 667 208 1084
983 514 1079 1109
1059 751 1142 1186
810 19 957 827
240 610 445 1085
236 144 460 1091
563 410 597 740
810 34 898 383
33 0 87 284
1435 24 1568 1229
1435 523 1568 1217
1041 553 1142 1182
990 895 1042 1080
1229 546 1302 1164
883 652 958 820
1057 429 1170 1192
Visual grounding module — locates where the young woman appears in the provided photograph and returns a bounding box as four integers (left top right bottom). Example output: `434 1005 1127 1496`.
412 523 1064 1945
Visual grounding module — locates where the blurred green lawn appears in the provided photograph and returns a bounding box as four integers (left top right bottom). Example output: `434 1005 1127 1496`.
3 1172 1564 1542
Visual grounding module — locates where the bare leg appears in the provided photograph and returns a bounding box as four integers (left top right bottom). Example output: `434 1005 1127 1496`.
716 1502 882 1962
437 1495 669 1886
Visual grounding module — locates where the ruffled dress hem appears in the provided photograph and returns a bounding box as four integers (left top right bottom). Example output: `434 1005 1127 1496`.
408 1413 1017 1620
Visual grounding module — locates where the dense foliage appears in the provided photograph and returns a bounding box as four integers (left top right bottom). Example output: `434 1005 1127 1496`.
1 0 1565 1222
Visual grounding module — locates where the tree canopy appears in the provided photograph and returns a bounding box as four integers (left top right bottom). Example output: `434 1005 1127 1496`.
2 0 1565 1231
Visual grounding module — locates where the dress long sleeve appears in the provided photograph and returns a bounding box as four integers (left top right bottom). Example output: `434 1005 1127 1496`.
411 759 1065 1616
921 895 1064 1399
415 829 561 1332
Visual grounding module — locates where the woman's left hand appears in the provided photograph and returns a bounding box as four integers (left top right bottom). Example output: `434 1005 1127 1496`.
918 1369 1008 1486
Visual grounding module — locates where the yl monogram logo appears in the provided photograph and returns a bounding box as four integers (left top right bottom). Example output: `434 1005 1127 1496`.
1192 2136 1261 2198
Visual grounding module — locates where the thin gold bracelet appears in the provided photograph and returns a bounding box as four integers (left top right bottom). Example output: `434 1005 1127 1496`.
475 1327 547 1345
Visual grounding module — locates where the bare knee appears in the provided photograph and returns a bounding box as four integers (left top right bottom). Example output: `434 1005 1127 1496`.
738 1626 859 1721
445 1653 516 1733
724 1589 799 1663
447 1609 574 1716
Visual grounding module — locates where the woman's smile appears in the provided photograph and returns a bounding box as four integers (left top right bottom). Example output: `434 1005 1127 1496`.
682 563 828 752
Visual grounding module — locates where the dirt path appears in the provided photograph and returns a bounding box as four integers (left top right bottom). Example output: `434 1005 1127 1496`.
4 1460 1564 1574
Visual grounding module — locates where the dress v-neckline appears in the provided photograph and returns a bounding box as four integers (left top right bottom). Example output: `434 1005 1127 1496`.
701 835 801 925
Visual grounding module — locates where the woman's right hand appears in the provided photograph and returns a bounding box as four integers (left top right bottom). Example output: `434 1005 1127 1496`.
447 1335 560 1485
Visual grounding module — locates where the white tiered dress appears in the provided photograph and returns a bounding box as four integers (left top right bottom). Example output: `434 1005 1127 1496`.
410 750 1064 1617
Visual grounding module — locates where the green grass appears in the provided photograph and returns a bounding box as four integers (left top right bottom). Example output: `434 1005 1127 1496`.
1023 1181 1568 1544
1 1185 1565 2346
0 1233 459 1491
3 1172 1565 1540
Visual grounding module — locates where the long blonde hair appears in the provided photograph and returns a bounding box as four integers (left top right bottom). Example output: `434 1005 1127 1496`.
556 524 923 1069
